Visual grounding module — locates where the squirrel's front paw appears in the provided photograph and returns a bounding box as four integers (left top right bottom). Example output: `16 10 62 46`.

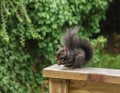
61 66 73 70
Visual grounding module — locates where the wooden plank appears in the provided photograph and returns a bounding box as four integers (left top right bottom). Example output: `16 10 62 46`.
43 64 120 84
69 80 120 93
43 65 88 81
49 78 68 93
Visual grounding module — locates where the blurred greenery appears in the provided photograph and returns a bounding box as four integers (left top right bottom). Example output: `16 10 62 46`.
87 36 120 69
1 0 119 93
88 53 120 69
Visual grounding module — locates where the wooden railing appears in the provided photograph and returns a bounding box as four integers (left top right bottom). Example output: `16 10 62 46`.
43 64 120 93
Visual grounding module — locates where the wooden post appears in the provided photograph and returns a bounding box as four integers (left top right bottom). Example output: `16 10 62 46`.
49 78 68 93
43 64 120 93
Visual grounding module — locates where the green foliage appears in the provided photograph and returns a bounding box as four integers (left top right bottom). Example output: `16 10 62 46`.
0 0 112 92
88 36 120 69
88 36 107 66
88 53 120 69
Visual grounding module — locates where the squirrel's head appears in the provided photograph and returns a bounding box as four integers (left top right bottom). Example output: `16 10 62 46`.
56 46 68 60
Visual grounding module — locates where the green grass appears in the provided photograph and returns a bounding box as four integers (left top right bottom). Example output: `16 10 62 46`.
88 53 120 69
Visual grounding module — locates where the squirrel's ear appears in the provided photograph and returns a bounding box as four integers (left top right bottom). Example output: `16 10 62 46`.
64 46 67 51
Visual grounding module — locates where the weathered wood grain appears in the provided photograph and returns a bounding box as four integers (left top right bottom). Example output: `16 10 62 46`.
43 64 120 84
69 80 120 93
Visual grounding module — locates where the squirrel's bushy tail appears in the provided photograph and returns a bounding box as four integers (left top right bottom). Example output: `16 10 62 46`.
64 26 80 49
64 26 93 61
77 38 93 61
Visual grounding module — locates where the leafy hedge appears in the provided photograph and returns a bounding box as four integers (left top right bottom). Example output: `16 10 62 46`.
0 0 111 93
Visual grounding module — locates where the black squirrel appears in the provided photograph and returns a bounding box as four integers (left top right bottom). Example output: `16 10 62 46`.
56 26 93 69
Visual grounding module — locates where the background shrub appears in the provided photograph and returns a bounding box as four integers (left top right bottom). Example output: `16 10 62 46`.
0 0 112 92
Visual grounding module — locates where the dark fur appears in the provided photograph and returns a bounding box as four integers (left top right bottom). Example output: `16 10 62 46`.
56 26 93 69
